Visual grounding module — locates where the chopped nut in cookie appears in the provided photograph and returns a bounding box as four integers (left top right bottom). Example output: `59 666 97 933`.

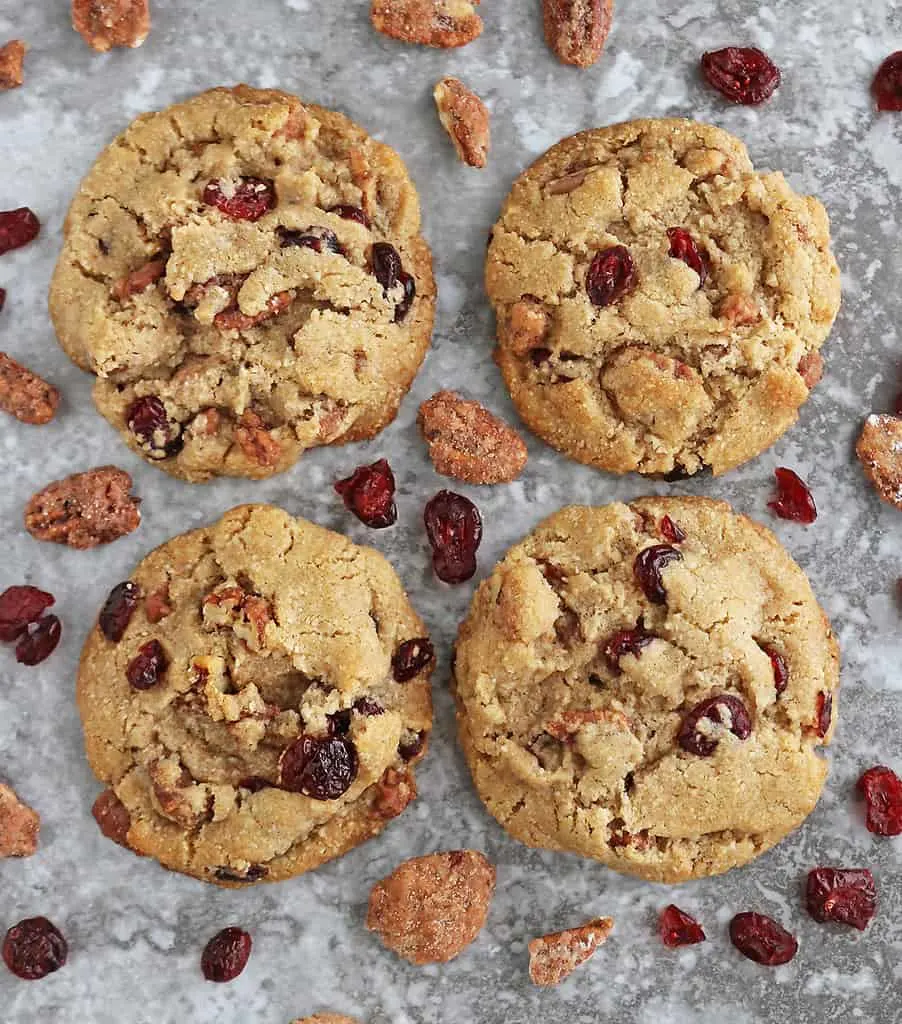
366 850 496 964
856 414 902 510
528 916 614 986
418 390 527 484
25 466 140 549
506 296 550 356
0 40 26 90
0 784 40 857
433 77 490 168
372 767 417 820
234 410 283 469
202 581 273 651
542 0 614 68
798 351 824 390
371 0 483 48
111 258 166 300
145 585 172 623
72 0 151 52
0 352 60 425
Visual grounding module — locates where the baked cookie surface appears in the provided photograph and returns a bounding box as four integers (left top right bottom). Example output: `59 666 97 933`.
50 85 435 482
486 119 840 477
78 505 433 886
453 497 839 882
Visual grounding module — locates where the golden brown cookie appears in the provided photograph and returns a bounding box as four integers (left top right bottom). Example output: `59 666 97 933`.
78 505 434 886
486 119 840 477
453 497 839 883
50 86 435 482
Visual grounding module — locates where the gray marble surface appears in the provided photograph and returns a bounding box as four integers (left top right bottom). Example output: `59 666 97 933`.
1 1 901 1021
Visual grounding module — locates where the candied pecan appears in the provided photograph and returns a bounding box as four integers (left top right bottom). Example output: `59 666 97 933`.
371 0 483 48
111 258 166 300
214 290 293 331
372 767 418 820
0 41 26 90
542 0 613 68
856 414 902 510
234 410 282 468
0 352 60 425
433 77 490 168
0 784 40 858
367 850 496 964
72 0 151 52
507 296 550 355
91 789 132 848
798 351 824 389
24 466 140 549
528 917 614 986
418 391 527 484
145 585 172 623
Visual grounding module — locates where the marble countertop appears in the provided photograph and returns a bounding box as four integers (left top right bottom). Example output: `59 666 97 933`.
2 2 901 1022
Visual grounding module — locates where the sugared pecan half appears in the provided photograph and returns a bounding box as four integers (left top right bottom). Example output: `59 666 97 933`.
371 0 483 48
72 0 151 52
0 784 40 858
0 352 60 425
0 40 26 90
433 77 490 168
25 467 140 549
856 414 902 510
528 917 614 985
542 0 614 68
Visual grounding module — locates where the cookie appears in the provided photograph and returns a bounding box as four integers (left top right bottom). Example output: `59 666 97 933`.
453 497 839 883
77 505 434 886
50 86 435 482
486 119 840 477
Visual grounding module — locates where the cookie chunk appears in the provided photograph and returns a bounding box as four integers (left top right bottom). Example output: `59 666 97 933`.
528 916 613 985
77 505 434 886
0 784 40 857
453 497 839 883
486 119 841 477
50 86 435 482
856 414 902 510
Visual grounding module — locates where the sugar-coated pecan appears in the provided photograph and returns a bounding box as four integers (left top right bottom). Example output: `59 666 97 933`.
0 352 60 425
528 917 614 985
542 0 614 68
0 784 40 858
25 467 140 549
0 40 27 90
371 0 483 48
72 0 151 52
434 77 490 168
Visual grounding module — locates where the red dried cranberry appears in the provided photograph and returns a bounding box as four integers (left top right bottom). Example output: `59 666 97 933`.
127 395 183 457
0 288 6 312
667 228 707 284
760 644 788 696
701 47 782 105
371 242 402 293
15 615 61 666
201 927 252 983
0 586 54 642
729 912 797 965
203 177 275 222
0 208 40 255
858 766 902 836
768 467 817 524
392 638 435 682
586 245 637 307
394 271 416 323
399 731 427 761
334 458 397 529
424 490 483 585
659 905 706 947
278 225 343 254
328 709 353 736
329 204 371 228
279 735 358 799
98 581 141 643
806 868 877 931
634 544 682 604
660 515 686 544
678 694 752 756
814 691 832 737
873 52 902 111
2 917 67 980
603 624 653 670
126 639 168 690
353 697 385 717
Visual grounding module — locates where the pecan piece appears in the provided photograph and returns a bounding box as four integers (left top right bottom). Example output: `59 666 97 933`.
214 289 293 331
798 351 824 389
367 850 496 964
371 0 483 48
25 466 140 549
506 296 550 356
0 40 26 90
72 0 151 52
0 784 40 858
545 707 631 742
91 789 133 849
372 767 417 820
145 585 172 624
418 390 527 484
718 292 761 326
433 77 490 168
856 414 902 510
542 0 614 68
528 917 614 985
291 1017 359 1024
234 410 282 468
203 580 273 650
0 352 60 426
111 258 166 300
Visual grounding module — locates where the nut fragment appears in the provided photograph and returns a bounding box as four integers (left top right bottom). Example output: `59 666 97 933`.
856 414 902 510
25 466 140 549
528 917 614 985
72 0 151 52
366 850 496 964
371 0 483 48
0 40 26 90
0 784 40 858
371 767 417 820
91 789 133 849
112 258 166 300
418 390 527 484
542 0 614 68
234 410 283 468
506 297 549 356
798 351 824 389
718 292 761 326
291 1017 360 1024
145 585 172 624
433 77 490 168
0 352 60 425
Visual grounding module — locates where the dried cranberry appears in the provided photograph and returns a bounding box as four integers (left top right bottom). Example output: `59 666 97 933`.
806 868 877 931
768 467 817 524
329 204 371 228
634 544 682 604
201 927 252 983
0 288 6 312
729 912 797 965
15 615 61 666
126 639 168 690
678 694 752 756
814 691 832 737
873 52 902 111
667 228 707 284
603 625 653 670
127 395 182 457
394 271 416 323
98 581 141 643
203 177 275 222
424 490 483 584
278 225 343 254
399 731 427 761
659 905 706 947
371 241 402 293
760 644 788 695
392 638 435 682
701 47 782 105
0 586 54 642
353 697 385 717
329 709 353 736
858 766 902 836
0 208 40 255
2 917 67 980
279 735 358 799
334 458 397 529
586 245 637 307
660 515 686 544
